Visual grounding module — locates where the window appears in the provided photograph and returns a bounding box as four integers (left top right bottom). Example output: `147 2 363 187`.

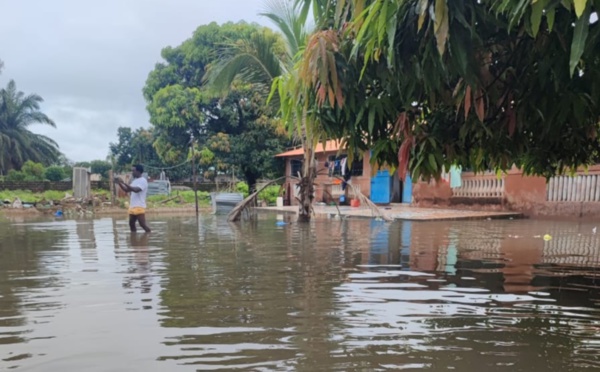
290 159 303 177
326 155 363 177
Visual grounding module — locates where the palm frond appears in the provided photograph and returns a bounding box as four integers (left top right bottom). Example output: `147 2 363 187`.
0 80 60 171
262 0 312 59
205 31 284 95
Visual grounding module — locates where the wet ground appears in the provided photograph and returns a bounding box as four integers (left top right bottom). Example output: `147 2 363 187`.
0 213 599 371
257 204 522 221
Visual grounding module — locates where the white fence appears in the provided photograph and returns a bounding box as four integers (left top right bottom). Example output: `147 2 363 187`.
547 174 600 202
452 175 505 198
543 233 600 267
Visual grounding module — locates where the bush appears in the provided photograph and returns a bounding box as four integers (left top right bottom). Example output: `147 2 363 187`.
236 182 249 198
258 185 281 205
44 166 65 181
6 170 26 182
90 160 112 179
21 161 45 181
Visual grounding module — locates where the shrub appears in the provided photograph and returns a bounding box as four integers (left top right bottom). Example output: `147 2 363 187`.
258 185 281 205
21 161 45 181
236 182 249 198
44 166 66 181
6 170 26 182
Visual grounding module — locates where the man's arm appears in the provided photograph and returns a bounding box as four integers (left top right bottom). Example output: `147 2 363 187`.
115 179 142 193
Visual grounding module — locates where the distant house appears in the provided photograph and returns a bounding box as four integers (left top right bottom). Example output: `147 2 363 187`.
275 140 412 206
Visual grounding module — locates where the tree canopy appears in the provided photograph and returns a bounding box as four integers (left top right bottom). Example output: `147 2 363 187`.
143 22 288 187
293 0 600 180
0 80 61 173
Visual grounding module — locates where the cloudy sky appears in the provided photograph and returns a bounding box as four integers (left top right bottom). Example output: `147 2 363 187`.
0 0 269 162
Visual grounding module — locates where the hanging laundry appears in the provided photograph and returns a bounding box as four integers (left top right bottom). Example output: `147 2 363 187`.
450 165 462 189
340 157 348 176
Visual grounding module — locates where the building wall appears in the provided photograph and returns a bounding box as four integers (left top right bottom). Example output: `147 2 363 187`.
283 151 374 205
413 165 600 218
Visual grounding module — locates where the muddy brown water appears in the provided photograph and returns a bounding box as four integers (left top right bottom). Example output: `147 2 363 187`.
1 214 599 371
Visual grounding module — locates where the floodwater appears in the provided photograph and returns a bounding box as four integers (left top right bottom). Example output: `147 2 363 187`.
1 214 600 371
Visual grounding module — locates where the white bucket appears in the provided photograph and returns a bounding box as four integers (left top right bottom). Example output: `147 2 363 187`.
276 197 284 207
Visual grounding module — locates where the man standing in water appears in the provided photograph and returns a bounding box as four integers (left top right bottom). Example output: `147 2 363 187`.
115 164 151 233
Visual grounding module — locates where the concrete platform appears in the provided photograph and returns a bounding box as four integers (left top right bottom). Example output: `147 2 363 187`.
256 204 522 222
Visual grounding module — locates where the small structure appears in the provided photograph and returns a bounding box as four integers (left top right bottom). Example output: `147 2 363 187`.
275 140 408 206
73 167 91 199
211 192 244 215
147 180 171 197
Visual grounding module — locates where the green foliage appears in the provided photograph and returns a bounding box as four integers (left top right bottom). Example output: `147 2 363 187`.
236 181 249 198
258 185 281 205
0 189 69 203
5 170 25 182
296 0 600 180
109 127 190 180
53 155 74 180
89 160 112 179
21 161 45 181
144 22 289 188
43 166 65 181
146 190 211 208
0 80 61 172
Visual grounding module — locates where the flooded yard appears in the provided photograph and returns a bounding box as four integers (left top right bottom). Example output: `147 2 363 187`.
1 214 599 371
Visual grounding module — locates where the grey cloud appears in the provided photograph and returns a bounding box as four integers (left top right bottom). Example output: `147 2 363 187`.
0 0 269 161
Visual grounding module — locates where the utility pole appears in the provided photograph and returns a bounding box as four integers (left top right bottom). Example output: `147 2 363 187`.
190 134 199 217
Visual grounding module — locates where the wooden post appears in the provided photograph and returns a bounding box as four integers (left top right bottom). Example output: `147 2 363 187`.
109 170 115 205
191 141 199 217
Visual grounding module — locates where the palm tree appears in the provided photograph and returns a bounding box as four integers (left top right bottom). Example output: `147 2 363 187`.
0 80 60 173
206 0 325 221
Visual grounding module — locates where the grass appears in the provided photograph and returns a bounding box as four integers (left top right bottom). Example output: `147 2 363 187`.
146 190 211 208
1 188 115 204
1 189 210 210
0 189 70 203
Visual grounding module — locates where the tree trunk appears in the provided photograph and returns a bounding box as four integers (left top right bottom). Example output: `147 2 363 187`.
244 171 258 194
297 147 316 222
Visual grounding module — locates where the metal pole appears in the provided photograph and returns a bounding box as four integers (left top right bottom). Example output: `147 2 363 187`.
191 139 199 217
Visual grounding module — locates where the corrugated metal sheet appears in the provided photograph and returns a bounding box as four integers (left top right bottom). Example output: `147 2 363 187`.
211 193 244 215
73 167 91 199
147 180 170 196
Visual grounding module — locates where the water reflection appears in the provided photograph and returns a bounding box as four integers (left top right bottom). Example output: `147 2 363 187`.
0 214 599 370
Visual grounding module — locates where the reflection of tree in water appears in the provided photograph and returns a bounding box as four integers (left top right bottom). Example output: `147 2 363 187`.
0 220 68 345
155 216 365 369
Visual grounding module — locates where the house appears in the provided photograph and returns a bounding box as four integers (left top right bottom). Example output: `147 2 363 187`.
277 141 600 217
275 140 413 206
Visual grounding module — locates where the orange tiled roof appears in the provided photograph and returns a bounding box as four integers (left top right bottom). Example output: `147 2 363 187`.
275 140 342 157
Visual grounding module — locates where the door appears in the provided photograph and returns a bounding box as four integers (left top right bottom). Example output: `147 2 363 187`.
402 174 412 204
370 170 391 204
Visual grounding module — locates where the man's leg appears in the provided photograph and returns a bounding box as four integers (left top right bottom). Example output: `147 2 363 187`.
129 214 138 232
137 214 152 233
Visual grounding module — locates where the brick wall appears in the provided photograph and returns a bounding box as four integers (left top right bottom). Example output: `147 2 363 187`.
0 181 110 192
